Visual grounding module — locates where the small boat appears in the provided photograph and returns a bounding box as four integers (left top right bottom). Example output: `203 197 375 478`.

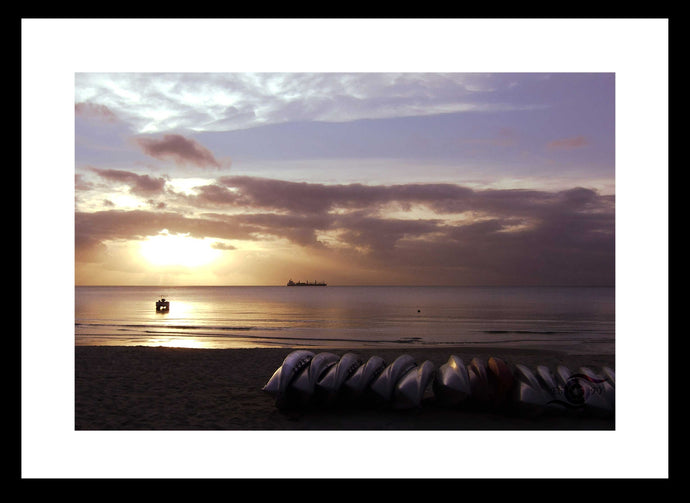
155 297 170 312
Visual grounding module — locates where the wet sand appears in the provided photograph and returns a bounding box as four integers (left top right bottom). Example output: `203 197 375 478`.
75 345 615 430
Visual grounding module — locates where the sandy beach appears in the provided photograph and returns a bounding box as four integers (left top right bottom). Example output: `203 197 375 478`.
75 345 615 430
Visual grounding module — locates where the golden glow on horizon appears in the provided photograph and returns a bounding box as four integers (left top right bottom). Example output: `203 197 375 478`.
140 231 222 268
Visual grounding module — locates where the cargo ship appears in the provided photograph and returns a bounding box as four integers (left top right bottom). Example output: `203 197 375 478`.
287 279 327 286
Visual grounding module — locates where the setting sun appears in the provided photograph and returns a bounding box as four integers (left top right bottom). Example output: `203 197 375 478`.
140 231 222 267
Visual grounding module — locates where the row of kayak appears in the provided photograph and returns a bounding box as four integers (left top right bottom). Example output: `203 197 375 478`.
262 350 615 417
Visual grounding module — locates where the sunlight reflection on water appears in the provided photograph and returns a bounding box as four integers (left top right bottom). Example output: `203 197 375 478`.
75 286 615 353
146 338 206 349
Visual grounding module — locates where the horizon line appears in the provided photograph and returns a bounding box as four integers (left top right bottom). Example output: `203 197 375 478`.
74 284 615 288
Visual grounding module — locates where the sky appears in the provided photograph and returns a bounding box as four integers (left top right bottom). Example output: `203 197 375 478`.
74 72 616 286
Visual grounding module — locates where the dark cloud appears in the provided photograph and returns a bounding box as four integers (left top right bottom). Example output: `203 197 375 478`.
192 176 611 223
90 168 167 196
75 210 262 246
74 234 108 263
330 212 442 252
193 184 241 205
201 176 475 215
401 211 613 285
75 178 614 285
134 134 221 168
211 242 237 251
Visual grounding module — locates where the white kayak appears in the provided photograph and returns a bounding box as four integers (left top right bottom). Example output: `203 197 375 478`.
513 364 557 416
535 365 571 414
602 366 615 386
317 352 363 393
578 366 615 416
393 360 436 409
289 352 340 404
262 350 315 397
316 352 364 403
263 350 615 417
536 365 559 394
342 355 387 398
433 355 471 406
370 354 417 402
555 365 573 389
551 365 615 416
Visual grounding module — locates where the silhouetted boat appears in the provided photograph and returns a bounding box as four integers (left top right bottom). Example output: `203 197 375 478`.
155 297 170 312
287 279 327 286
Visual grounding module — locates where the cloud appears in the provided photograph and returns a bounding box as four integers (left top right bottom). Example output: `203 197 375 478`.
211 242 237 251
75 209 264 248
74 73 549 134
185 176 613 223
189 176 476 215
76 179 614 285
75 173 92 191
90 168 167 196
75 102 118 122
192 184 241 205
134 134 221 168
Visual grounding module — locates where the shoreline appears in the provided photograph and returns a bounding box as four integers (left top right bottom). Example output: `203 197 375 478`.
75 345 615 431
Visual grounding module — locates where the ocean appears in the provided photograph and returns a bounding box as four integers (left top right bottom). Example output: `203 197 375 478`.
74 286 615 354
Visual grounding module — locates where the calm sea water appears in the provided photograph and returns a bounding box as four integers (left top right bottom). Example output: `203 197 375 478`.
74 286 614 354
